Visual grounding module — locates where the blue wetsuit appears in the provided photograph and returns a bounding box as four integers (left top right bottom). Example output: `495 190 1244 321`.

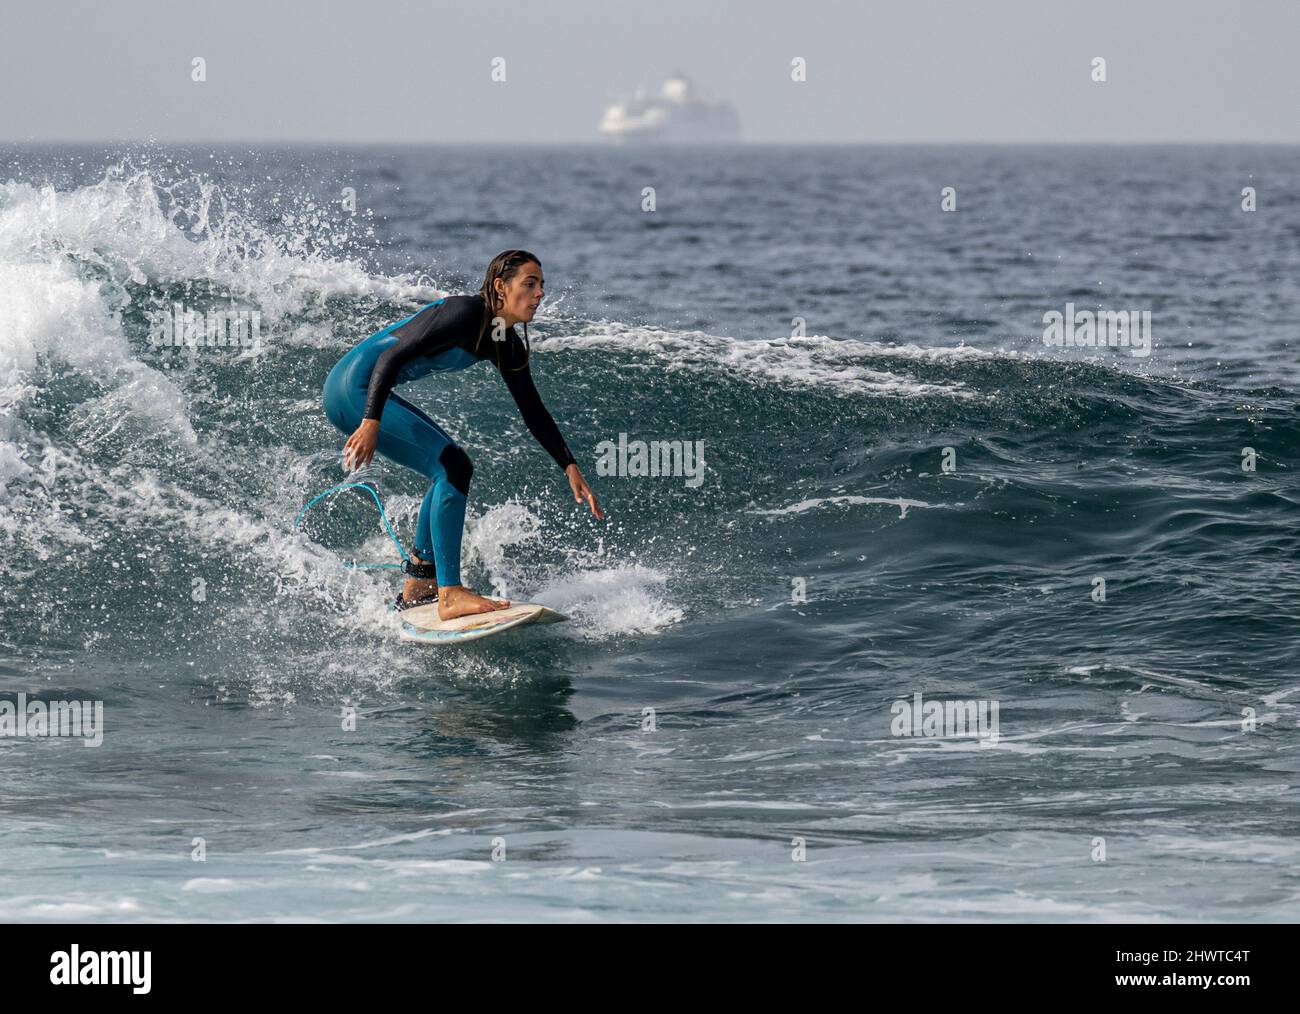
322 293 574 587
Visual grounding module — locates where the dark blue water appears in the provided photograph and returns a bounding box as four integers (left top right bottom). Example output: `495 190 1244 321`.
1 144 1297 921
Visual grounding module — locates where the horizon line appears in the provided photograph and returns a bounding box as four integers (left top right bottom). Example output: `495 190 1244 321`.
4 138 1300 148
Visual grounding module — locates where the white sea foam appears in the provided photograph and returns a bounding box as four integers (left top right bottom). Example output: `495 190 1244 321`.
181 878 245 893
753 495 933 519
539 324 978 399
462 501 684 639
462 500 545 583
0 168 436 489
533 564 685 638
0 171 438 325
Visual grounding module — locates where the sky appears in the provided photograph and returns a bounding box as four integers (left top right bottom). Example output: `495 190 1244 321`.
4 0 1299 144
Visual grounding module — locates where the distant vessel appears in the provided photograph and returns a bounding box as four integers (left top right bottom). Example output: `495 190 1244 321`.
598 73 740 144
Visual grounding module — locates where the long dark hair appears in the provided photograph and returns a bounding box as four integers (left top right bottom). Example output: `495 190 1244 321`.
476 249 540 372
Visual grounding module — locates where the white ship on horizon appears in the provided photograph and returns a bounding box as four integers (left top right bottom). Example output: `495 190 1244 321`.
598 73 740 144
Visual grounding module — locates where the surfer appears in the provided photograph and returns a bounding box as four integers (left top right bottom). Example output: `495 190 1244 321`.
322 250 603 620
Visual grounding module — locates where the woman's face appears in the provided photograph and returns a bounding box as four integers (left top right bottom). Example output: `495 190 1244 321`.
495 261 544 325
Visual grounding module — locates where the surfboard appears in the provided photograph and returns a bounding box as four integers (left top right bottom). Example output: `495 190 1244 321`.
397 602 568 644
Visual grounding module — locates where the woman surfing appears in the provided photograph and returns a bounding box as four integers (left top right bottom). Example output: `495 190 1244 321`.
322 249 603 621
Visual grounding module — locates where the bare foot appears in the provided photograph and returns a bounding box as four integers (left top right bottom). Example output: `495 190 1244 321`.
402 554 438 605
438 585 511 621
402 577 438 603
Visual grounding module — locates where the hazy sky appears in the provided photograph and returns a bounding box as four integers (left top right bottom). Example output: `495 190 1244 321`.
5 0 1299 143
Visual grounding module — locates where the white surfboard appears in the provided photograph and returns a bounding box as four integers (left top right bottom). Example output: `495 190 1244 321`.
397 602 568 644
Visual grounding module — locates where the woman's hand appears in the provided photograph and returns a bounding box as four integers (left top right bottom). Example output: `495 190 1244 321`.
343 419 380 472
566 463 604 519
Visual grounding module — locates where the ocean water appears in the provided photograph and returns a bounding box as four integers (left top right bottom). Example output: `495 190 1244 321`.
1 143 1297 922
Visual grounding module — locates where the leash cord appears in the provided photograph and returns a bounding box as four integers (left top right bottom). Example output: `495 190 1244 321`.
292 481 411 568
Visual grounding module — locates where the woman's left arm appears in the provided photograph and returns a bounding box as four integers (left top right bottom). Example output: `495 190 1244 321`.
500 351 604 520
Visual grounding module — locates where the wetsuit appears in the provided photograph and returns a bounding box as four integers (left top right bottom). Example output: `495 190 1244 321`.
322 294 574 587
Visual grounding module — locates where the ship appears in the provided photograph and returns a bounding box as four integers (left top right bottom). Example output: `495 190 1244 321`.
598 73 741 144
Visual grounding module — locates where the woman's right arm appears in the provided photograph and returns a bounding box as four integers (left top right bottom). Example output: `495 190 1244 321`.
343 341 405 472
345 306 441 469
343 418 380 471
345 297 475 469
362 342 411 422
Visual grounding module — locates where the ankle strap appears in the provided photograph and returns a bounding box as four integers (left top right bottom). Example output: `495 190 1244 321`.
402 559 437 580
